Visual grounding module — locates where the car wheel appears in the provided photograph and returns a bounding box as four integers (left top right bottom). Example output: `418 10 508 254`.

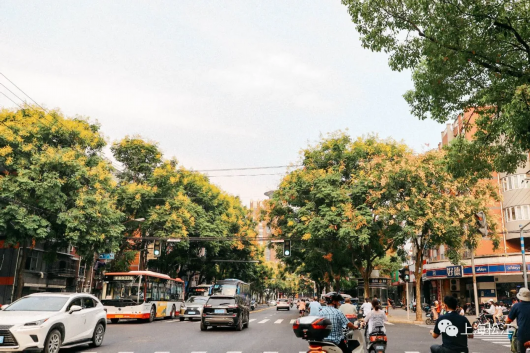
169 305 176 319
236 316 243 331
180 317 185 321
89 322 105 348
243 313 249 328
110 318 119 324
200 320 208 331
44 329 62 353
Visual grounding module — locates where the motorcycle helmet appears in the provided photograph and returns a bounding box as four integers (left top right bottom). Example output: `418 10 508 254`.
326 293 344 304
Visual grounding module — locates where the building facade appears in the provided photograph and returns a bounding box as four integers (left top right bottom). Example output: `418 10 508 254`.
0 239 81 304
420 110 530 306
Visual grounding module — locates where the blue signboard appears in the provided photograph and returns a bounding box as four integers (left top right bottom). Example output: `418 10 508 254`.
446 266 463 278
98 253 115 260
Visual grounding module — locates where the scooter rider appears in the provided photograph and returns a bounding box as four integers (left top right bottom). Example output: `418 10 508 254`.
319 293 360 353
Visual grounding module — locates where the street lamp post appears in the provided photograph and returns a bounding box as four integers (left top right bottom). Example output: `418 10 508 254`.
520 221 530 289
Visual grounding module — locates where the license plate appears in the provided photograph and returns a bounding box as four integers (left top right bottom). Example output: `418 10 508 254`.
188 311 196 314
214 309 225 314
115 315 124 318
0 336 4 344
375 346 385 350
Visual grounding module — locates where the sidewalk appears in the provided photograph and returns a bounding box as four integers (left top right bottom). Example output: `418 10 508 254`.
386 307 477 325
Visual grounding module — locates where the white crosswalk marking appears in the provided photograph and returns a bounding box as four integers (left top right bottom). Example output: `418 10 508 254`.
274 319 283 324
404 351 420 353
249 319 256 322
290 319 296 324
386 322 394 325
258 319 269 323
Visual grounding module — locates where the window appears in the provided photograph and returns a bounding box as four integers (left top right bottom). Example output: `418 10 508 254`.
502 174 530 192
505 205 530 222
82 297 95 308
25 250 40 271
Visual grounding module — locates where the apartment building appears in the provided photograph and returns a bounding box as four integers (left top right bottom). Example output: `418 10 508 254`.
421 110 530 305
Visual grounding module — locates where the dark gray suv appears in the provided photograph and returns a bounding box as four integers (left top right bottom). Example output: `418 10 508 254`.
200 295 249 331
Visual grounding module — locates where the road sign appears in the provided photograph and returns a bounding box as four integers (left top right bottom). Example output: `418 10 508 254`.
98 253 115 260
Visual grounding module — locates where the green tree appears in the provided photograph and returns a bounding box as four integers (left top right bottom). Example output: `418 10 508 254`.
0 107 124 299
366 150 498 320
342 0 530 173
266 133 409 296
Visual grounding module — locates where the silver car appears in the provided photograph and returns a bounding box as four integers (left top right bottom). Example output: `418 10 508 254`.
180 296 209 321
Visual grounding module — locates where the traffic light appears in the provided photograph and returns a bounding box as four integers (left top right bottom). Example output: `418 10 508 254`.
399 268 410 282
283 240 291 257
475 212 488 236
153 240 161 257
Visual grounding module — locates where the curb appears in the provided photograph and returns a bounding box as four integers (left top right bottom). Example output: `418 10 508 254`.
388 318 426 325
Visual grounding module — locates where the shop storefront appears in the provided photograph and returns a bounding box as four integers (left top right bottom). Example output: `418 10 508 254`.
356 278 389 301
423 257 529 306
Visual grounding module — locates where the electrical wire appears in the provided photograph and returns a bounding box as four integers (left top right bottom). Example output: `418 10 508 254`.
208 173 286 177
0 92 23 109
197 165 302 172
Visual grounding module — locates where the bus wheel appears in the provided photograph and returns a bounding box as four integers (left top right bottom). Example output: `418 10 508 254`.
146 306 156 323
170 305 176 319
110 319 119 324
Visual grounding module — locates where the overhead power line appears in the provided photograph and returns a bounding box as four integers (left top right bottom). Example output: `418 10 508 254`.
0 92 23 109
208 173 286 178
197 165 302 172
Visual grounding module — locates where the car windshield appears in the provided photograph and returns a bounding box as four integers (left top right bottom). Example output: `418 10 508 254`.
5 296 69 312
187 296 208 304
211 284 237 296
208 298 235 306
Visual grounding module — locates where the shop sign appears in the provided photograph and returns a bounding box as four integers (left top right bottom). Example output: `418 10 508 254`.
368 278 388 288
506 264 522 272
446 265 463 278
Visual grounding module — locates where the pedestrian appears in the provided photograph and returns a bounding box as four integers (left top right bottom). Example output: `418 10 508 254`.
429 295 473 353
339 297 357 316
433 300 441 320
457 306 465 316
506 288 530 353
360 297 372 316
308 296 322 316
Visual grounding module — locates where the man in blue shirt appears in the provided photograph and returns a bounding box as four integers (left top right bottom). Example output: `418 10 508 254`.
507 287 530 353
308 296 322 316
319 294 358 353
430 295 473 353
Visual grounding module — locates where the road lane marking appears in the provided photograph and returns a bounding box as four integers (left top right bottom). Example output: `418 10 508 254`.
404 351 420 353
191 352 207 353
258 319 269 323
249 319 256 322
290 319 296 324
274 319 283 324
386 322 394 325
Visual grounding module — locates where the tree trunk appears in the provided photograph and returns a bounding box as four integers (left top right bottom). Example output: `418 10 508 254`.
14 240 29 300
415 250 424 322
362 266 371 300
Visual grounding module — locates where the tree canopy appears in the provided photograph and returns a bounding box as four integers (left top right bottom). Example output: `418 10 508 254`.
342 0 530 173
0 107 124 298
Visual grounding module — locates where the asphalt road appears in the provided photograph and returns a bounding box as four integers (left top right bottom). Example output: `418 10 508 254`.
61 306 512 353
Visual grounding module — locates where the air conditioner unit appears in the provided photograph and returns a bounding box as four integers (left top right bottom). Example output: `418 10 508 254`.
450 279 460 292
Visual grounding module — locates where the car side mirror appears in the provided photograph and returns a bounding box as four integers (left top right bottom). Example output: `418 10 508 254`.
69 305 83 314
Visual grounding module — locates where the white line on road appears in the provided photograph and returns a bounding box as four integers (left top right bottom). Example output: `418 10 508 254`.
191 352 207 353
249 319 256 322
274 319 283 324
386 322 394 325
404 351 420 353
258 319 269 323
290 319 296 324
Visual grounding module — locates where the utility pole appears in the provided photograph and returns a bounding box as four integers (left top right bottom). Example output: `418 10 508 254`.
470 245 479 316
520 221 530 288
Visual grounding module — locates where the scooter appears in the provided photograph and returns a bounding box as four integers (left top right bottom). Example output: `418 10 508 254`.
367 325 387 353
293 315 366 353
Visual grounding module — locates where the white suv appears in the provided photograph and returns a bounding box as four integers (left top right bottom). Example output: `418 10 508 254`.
0 292 107 353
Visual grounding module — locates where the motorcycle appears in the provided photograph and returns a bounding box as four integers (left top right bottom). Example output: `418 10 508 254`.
367 325 387 353
293 315 366 353
472 310 495 330
425 309 435 325
250 301 256 311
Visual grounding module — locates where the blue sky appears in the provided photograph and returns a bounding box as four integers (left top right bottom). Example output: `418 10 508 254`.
0 1 444 205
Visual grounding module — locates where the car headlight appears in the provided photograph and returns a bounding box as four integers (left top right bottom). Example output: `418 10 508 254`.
24 319 48 326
